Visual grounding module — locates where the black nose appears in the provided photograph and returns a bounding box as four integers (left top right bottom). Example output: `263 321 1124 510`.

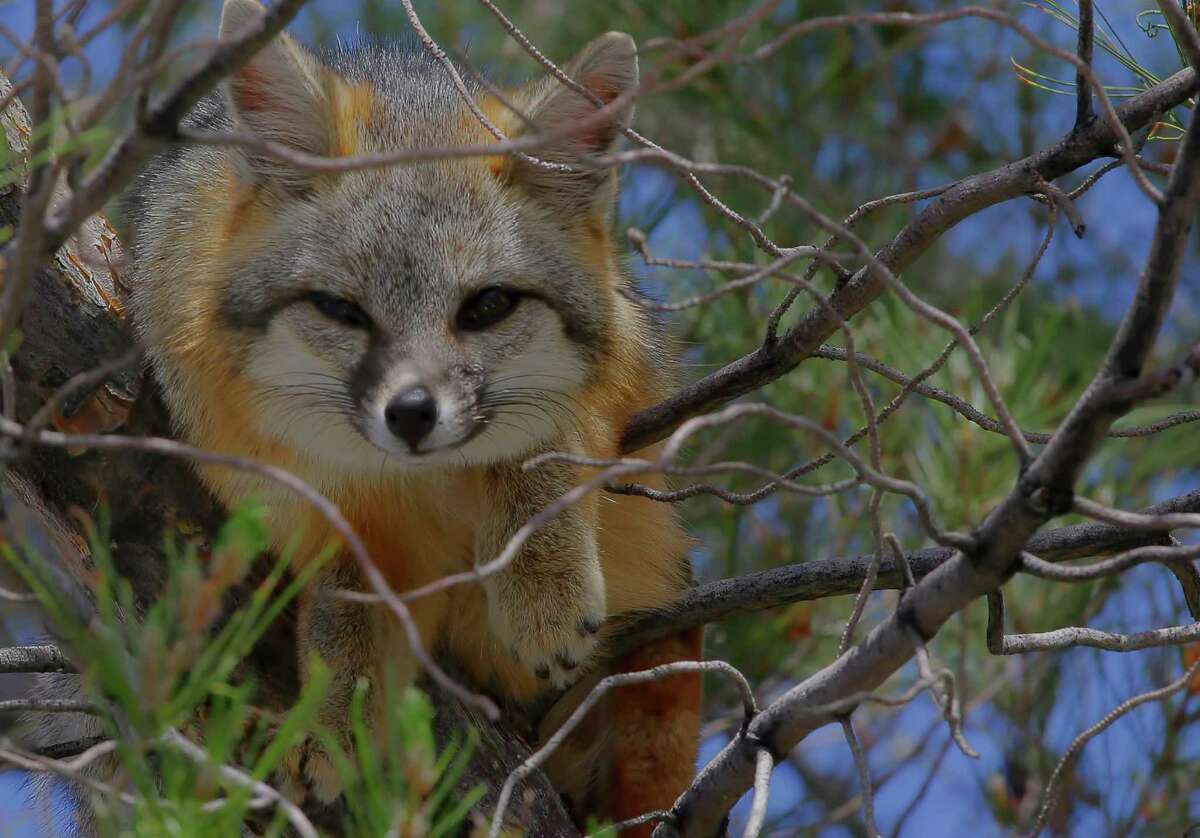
384 386 438 449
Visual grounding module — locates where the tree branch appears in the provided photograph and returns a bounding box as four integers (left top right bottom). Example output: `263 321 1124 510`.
621 66 1198 453
613 489 1200 655
658 88 1200 837
0 644 75 674
38 0 311 251
1074 0 1094 128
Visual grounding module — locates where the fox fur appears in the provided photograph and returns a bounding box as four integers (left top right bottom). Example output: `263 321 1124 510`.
102 0 701 832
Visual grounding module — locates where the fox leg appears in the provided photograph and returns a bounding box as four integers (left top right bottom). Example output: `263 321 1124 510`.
609 625 704 836
281 554 446 804
538 626 703 835
477 450 607 688
280 557 388 804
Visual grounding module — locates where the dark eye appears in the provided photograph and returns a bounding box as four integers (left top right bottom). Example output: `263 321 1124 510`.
457 287 520 331
307 292 370 328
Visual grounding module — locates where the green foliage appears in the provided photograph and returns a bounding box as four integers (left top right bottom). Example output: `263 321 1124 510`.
1017 0 1196 139
320 679 483 838
3 502 478 837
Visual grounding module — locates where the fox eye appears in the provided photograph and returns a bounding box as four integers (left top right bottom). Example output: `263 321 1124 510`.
307 292 370 328
457 287 520 331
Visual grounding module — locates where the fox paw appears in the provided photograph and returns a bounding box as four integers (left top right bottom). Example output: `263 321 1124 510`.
488 566 606 689
278 736 342 805
512 608 603 689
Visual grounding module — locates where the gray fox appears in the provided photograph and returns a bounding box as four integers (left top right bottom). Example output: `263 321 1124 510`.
120 0 701 831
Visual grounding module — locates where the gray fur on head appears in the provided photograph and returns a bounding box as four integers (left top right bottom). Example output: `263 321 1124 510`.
124 0 652 482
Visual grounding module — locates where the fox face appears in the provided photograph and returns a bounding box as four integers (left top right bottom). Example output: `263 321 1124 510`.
231 158 607 470
131 0 643 474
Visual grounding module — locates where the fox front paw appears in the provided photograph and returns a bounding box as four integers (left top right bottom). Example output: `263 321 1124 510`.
277 735 343 806
489 569 606 689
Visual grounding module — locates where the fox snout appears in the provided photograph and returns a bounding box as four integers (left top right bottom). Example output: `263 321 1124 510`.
353 357 489 461
383 386 439 450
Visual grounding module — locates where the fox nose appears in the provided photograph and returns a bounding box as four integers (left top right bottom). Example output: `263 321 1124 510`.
384 386 438 449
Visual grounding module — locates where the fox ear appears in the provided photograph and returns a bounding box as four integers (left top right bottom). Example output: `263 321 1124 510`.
218 0 336 187
505 32 639 216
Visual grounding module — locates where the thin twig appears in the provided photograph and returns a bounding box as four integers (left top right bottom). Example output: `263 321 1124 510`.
723 7 1164 203
908 628 978 759
741 748 774 838
1075 0 1094 127
0 741 137 806
620 210 1057 504
667 84 1200 835
586 810 674 837
986 587 1200 654
40 0 312 250
1018 544 1200 582
1073 495 1200 532
1026 657 1200 837
24 347 142 438
0 698 97 714
160 729 318 838
488 660 753 838
840 717 880 838
621 68 1197 453
0 644 77 674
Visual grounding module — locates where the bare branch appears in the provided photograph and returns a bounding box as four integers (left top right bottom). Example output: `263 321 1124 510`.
728 8 1164 202
0 741 137 807
1018 544 1200 583
1075 0 1095 127
24 346 142 439
1073 494 1200 531
1033 171 1086 237
740 749 774 838
8 483 1196 682
622 67 1198 453
1157 0 1200 72
620 209 1057 505
633 248 856 313
160 729 318 838
764 183 951 343
613 488 1200 656
489 660 754 838
0 698 96 714
5 6 1200 835
813 346 1200 445
0 581 36 603
587 811 674 837
39 0 311 250
1026 657 1200 837
395 396 969 612
659 85 1200 837
399 0 563 176
909 628 978 760
986 588 1200 654
0 0 60 346
0 643 77 674
840 717 880 838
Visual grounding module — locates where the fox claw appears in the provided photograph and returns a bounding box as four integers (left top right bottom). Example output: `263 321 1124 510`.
278 736 342 805
491 590 605 689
